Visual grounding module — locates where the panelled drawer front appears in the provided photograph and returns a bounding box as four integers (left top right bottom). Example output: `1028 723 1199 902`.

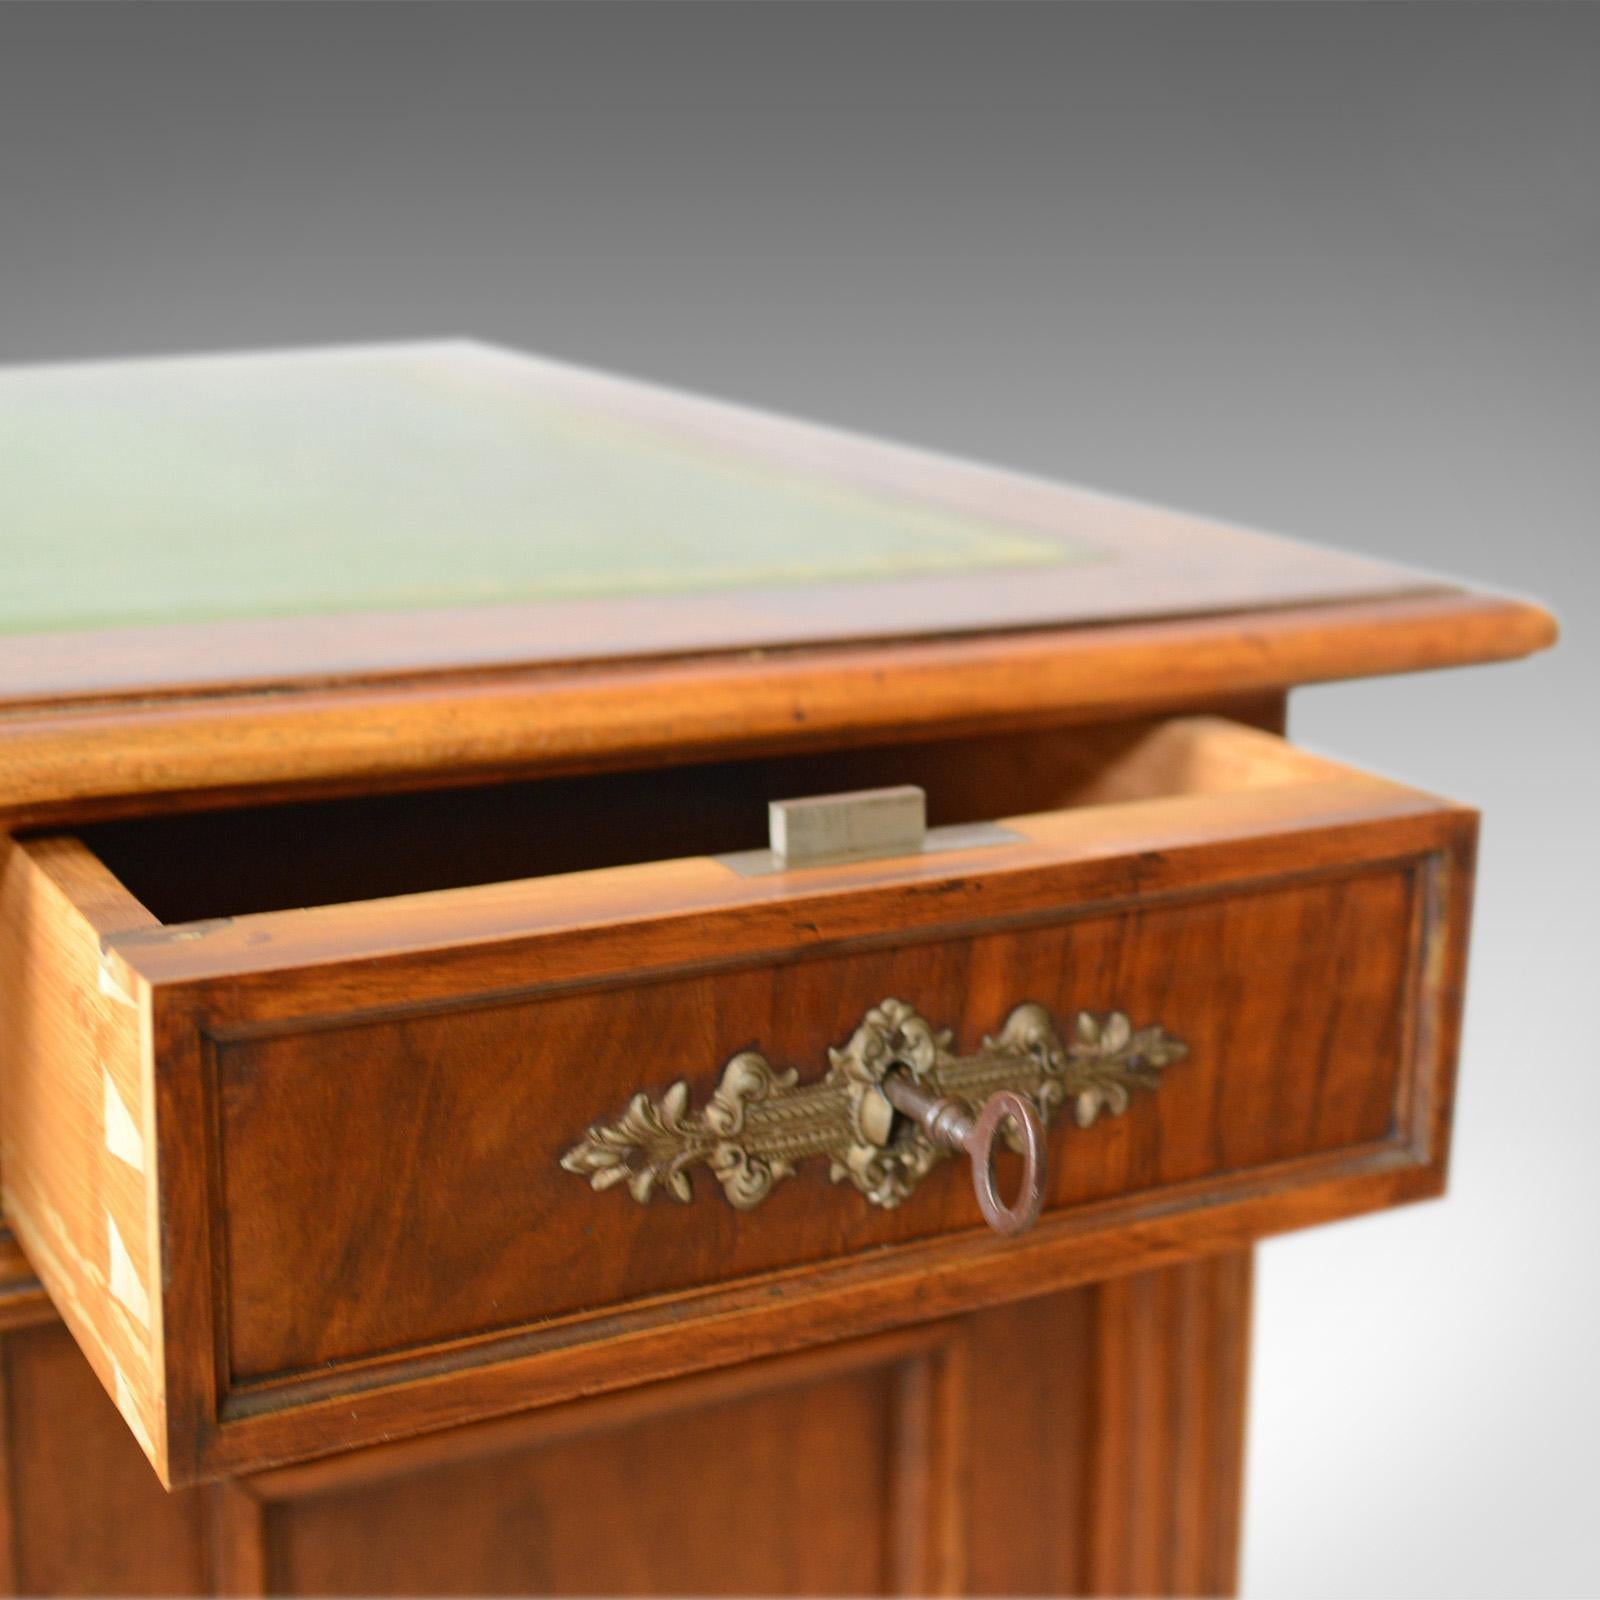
220 869 1410 1381
0 720 1475 1483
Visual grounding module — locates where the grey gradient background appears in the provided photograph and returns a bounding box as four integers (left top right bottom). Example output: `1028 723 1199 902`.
2 5 1595 1596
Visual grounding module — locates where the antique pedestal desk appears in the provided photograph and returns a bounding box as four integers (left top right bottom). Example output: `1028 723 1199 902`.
0 344 1555 1596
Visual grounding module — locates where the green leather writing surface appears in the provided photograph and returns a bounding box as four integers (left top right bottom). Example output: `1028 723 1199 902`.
0 344 1081 636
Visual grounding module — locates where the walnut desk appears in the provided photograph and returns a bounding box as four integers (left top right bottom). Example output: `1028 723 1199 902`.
0 344 1555 1596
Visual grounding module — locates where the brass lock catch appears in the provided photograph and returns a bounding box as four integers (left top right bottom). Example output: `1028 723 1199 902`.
560 999 1186 1236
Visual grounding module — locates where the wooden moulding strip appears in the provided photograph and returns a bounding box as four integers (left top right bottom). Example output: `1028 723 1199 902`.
0 590 1556 825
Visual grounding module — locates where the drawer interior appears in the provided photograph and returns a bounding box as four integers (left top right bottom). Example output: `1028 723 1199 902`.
70 711 1324 924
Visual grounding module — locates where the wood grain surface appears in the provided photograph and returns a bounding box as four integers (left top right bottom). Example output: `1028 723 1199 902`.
214 867 1410 1383
0 1258 1252 1596
0 834 167 1476
0 591 1554 827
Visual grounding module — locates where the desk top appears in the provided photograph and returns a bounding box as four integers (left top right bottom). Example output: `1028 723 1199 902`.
0 341 1554 821
5 343 1089 645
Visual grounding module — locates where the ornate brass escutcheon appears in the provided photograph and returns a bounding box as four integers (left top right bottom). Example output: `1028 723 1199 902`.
560 999 1186 1235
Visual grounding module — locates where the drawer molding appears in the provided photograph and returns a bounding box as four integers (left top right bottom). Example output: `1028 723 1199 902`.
560 998 1184 1214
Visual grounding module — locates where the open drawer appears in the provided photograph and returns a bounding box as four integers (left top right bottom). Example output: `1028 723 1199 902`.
0 717 1474 1485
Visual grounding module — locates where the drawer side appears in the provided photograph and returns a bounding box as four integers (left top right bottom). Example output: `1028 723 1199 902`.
0 837 167 1477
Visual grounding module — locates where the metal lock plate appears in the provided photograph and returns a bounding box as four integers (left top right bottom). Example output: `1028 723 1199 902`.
719 784 1021 877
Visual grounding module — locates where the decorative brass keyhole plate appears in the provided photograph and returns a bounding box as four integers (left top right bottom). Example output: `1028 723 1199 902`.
560 999 1186 1217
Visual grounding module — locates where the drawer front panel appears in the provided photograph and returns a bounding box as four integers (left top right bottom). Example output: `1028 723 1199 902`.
220 865 1413 1383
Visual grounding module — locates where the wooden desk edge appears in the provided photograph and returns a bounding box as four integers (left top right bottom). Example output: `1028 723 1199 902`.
0 588 1556 827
